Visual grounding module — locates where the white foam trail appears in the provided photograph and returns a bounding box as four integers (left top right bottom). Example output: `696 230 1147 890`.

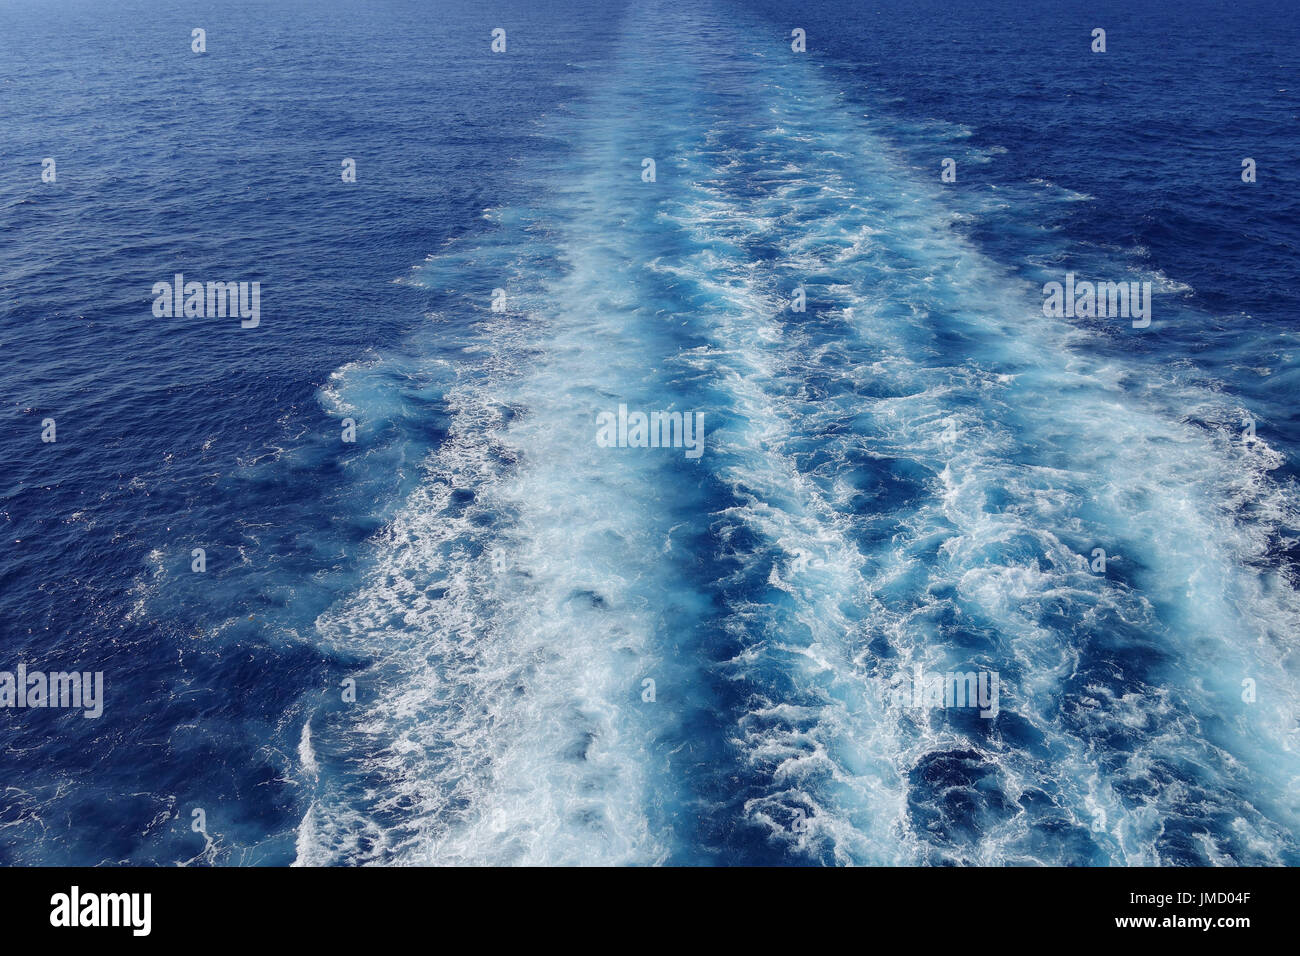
607 0 1299 862
295 0 1300 865
725 37 1300 862
297 177 714 865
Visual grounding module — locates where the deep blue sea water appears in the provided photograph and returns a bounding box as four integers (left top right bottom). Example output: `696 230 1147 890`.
1 0 1298 865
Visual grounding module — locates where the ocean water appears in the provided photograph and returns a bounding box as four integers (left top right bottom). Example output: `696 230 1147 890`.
1 0 1298 866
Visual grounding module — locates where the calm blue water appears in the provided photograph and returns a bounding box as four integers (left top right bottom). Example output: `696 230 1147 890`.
1 0 1298 865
